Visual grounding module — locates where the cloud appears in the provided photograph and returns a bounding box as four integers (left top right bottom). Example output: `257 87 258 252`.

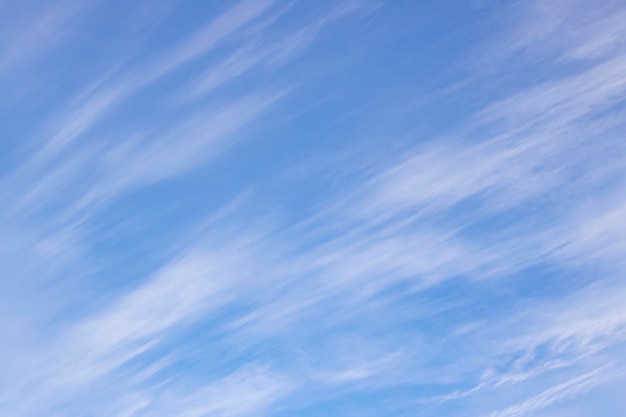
1 1 626 416
486 369 607 417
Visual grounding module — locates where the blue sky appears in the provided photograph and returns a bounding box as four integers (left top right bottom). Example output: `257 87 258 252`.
1 0 626 416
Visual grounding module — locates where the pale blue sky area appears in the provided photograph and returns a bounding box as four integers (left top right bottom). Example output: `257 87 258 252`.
1 1 626 416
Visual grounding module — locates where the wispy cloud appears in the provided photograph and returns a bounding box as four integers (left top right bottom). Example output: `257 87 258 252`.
486 368 610 417
1 0 626 416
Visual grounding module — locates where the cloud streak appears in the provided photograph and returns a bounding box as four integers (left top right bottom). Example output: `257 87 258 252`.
1 1 626 416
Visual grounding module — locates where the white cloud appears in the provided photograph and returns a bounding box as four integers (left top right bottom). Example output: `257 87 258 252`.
486 369 608 417
1 1 626 416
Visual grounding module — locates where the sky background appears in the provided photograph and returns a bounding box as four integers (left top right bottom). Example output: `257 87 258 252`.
1 0 626 416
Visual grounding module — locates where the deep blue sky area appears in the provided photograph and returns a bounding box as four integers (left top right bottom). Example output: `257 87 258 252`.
1 1 626 416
